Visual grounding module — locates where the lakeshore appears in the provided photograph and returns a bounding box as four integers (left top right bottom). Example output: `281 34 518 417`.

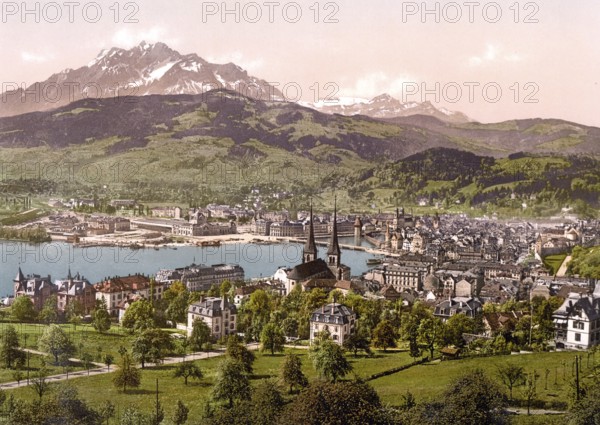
65 229 390 256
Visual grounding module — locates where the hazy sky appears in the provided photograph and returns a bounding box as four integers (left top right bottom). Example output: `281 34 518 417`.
1 0 599 126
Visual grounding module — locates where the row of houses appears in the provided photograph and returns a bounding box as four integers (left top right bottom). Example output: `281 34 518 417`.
13 269 162 317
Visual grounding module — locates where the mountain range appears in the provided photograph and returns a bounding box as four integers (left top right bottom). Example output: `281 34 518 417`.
302 93 471 123
0 41 598 182
1 41 466 123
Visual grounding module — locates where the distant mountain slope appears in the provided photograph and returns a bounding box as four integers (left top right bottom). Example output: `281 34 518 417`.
0 90 598 160
0 90 463 160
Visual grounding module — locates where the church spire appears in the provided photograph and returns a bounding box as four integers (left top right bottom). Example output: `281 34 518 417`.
303 201 317 263
327 196 341 267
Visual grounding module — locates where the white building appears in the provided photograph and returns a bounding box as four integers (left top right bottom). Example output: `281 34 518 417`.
309 303 356 345
554 285 600 350
187 297 237 339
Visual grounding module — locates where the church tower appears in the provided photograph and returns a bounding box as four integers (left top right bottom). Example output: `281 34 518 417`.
354 216 362 246
327 198 341 271
303 203 317 263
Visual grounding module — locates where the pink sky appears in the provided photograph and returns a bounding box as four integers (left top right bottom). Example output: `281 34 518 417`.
1 0 599 126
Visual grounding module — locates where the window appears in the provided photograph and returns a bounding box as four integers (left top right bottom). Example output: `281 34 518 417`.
574 321 585 330
575 333 581 342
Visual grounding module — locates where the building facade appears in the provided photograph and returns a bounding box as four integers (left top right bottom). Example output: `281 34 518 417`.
309 303 356 345
187 297 237 339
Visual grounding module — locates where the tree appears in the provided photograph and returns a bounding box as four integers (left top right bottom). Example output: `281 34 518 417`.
132 328 174 368
249 379 285 424
260 322 285 355
444 313 475 347
497 364 525 401
278 380 393 425
80 353 94 376
212 358 251 408
98 400 115 425
309 336 352 382
12 368 23 385
0 325 25 369
343 324 372 357
121 299 155 331
104 354 114 371
112 353 140 393
372 319 397 352
419 369 508 425
174 361 203 385
166 291 190 324
30 368 51 402
11 296 36 322
281 353 308 394
92 298 111 333
38 325 75 364
226 335 255 374
173 400 189 425
569 378 600 425
418 317 444 359
189 318 212 352
522 372 537 416
38 295 59 324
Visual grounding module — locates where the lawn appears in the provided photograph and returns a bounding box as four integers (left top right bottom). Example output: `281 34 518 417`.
543 254 567 276
6 347 414 420
0 353 85 384
0 322 137 361
371 351 585 410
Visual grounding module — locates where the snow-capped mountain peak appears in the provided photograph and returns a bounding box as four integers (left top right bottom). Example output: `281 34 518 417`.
0 42 283 117
305 93 470 123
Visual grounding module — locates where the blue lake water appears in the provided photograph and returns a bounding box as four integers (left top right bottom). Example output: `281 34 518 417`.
0 241 376 297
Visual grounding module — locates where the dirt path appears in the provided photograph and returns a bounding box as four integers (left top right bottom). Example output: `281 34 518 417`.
556 255 572 277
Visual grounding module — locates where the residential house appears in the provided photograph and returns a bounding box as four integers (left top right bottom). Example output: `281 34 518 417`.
553 285 600 350
13 268 56 311
55 270 96 314
187 297 237 339
309 303 356 345
95 274 162 316
434 297 483 321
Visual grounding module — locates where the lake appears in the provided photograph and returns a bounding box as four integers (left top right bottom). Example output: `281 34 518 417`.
0 240 376 297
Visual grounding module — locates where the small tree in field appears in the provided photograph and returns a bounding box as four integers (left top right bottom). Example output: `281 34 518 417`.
309 334 352 383
212 358 250 408
173 400 189 425
174 362 203 385
260 322 285 355
497 364 525 401
372 320 396 352
281 353 308 394
38 325 75 365
112 353 140 393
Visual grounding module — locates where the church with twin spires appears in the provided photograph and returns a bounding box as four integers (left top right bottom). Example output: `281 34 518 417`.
284 202 351 295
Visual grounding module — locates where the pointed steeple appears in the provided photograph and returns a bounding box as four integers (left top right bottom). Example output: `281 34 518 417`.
303 202 317 263
327 197 341 267
67 267 72 281
14 267 25 283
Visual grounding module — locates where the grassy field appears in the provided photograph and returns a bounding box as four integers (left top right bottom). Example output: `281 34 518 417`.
0 322 137 361
371 351 585 410
543 254 568 276
6 348 413 420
